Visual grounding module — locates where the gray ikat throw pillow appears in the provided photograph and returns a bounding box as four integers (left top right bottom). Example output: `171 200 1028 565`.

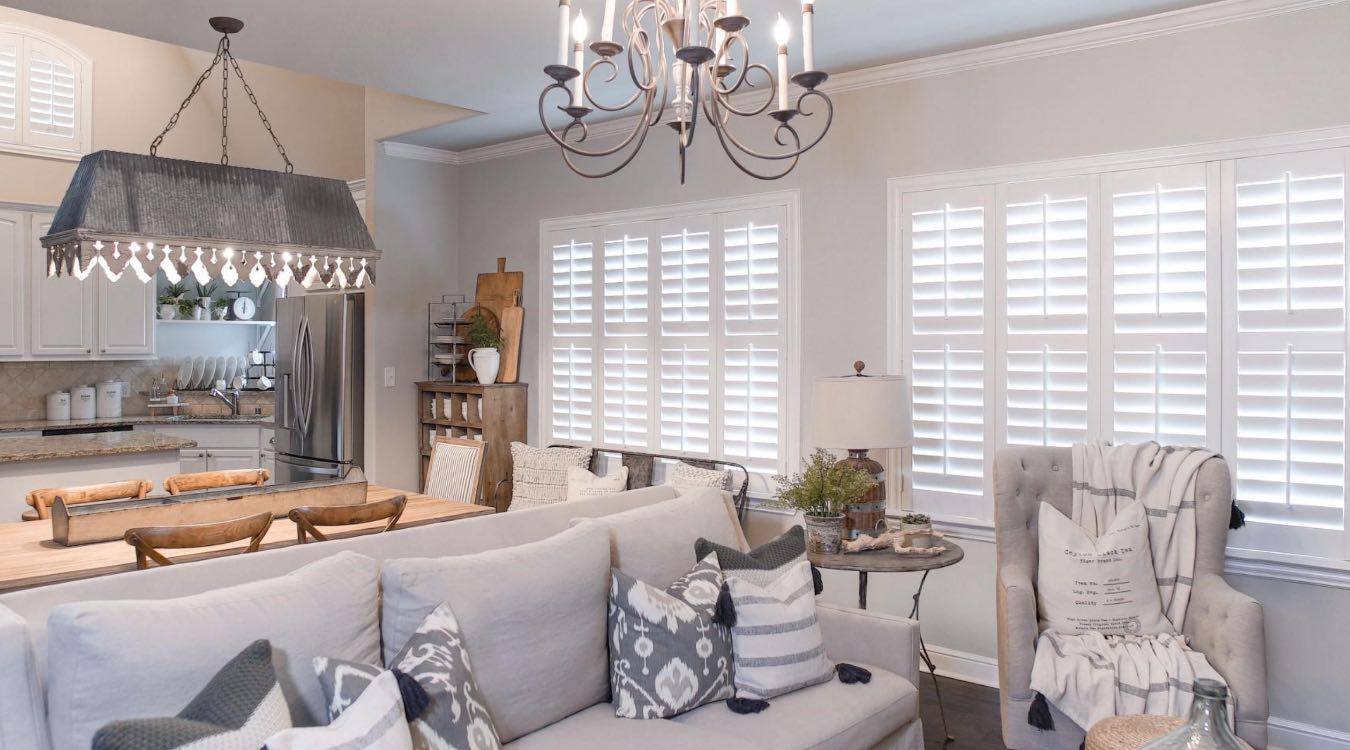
609 553 734 719
315 602 500 750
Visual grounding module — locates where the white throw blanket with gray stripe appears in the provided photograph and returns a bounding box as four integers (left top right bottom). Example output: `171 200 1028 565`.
1030 441 1230 730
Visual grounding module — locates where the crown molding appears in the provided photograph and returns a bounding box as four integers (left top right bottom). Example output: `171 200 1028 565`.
443 0 1349 167
379 140 464 165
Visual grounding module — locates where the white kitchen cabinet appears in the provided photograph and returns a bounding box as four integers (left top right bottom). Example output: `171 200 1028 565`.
177 448 210 474
29 213 95 357
97 273 156 357
205 447 264 472
0 211 25 357
261 449 276 481
156 424 272 475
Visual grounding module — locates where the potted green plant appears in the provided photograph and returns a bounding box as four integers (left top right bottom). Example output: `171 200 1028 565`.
466 314 504 384
157 282 188 320
194 282 217 320
773 449 878 554
211 297 230 320
898 512 934 549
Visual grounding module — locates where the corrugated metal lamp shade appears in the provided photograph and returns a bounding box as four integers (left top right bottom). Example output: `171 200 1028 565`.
812 373 914 449
40 150 378 289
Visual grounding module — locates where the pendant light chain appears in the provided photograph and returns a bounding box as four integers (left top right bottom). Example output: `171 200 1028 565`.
148 28 294 173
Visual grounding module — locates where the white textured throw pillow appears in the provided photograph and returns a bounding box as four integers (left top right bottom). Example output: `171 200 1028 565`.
508 443 592 511
1036 501 1173 636
566 465 629 502
265 670 413 750
668 461 730 491
725 560 833 700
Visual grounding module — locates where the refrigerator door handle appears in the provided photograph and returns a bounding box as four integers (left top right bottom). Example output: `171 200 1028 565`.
296 315 314 435
279 373 295 430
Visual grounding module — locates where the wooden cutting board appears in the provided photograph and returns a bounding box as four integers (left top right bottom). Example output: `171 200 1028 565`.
499 291 524 383
475 257 524 322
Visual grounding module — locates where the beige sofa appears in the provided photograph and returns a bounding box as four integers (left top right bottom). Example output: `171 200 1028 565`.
0 486 924 750
993 447 1269 749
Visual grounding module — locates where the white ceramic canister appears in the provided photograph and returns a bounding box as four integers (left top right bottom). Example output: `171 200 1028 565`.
71 386 96 420
468 348 501 385
96 381 123 419
46 391 71 421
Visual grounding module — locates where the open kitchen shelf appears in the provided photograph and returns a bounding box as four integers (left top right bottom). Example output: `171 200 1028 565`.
156 319 277 327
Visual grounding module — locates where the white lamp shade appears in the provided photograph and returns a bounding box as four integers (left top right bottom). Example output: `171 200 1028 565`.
812 374 914 450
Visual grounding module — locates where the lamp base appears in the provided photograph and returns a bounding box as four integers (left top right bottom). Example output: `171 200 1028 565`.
836 449 885 540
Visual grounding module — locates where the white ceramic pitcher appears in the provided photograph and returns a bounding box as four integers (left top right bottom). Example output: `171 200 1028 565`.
469 347 500 384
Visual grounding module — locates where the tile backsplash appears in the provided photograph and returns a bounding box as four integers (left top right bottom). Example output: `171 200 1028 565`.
0 360 274 421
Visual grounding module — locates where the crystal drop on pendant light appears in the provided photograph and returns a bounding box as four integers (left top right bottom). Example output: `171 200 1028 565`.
159 254 182 284
248 259 267 287
220 259 239 287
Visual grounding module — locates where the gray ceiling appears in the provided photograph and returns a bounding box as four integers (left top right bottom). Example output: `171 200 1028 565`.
5 0 1216 150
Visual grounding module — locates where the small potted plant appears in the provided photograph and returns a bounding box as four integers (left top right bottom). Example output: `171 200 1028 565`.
157 282 187 320
898 512 934 549
466 314 503 384
773 449 878 554
211 297 230 320
193 282 217 320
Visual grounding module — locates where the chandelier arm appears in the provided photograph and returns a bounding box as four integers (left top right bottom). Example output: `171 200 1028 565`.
702 88 820 166
582 58 646 113
710 62 776 118
149 37 226 156
708 115 802 180
558 108 659 179
709 33 751 96
538 84 657 159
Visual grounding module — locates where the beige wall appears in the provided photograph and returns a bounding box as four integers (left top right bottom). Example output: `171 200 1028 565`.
0 4 366 208
452 3 1350 741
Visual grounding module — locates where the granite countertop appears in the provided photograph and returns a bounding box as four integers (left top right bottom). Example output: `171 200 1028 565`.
0 432 199 464
0 415 275 434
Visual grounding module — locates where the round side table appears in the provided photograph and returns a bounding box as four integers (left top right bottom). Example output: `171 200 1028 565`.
809 541 965 745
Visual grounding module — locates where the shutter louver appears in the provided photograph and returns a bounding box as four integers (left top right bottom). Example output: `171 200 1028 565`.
723 217 780 335
551 237 594 334
722 345 779 472
0 34 16 143
912 204 985 335
1113 349 1208 446
1112 183 1208 333
23 39 77 148
912 347 985 496
1006 348 1089 447
1231 150 1348 539
660 345 711 453
1005 194 1089 334
550 343 595 442
603 231 649 334
660 225 711 334
603 344 649 448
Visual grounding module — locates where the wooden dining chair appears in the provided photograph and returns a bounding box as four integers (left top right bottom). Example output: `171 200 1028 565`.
288 495 407 543
23 479 154 522
423 437 486 503
124 511 274 570
164 468 270 496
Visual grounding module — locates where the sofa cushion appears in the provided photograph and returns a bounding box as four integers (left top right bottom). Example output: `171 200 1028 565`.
381 522 610 743
575 489 750 588
696 525 809 590
503 703 761 749
672 662 918 750
609 554 734 719
45 551 381 750
0 603 46 750
567 465 629 502
265 670 413 750
508 443 593 511
725 560 833 700
91 640 292 750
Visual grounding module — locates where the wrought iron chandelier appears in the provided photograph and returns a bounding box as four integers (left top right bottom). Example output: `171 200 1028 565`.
41 17 378 289
541 0 832 182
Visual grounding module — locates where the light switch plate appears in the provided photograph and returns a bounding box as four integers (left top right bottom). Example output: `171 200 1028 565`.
383 367 396 388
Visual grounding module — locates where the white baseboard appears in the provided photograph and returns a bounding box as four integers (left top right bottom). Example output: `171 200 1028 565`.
915 644 1350 750
1269 717 1350 750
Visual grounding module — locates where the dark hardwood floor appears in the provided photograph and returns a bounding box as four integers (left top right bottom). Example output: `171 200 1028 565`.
919 674 1008 750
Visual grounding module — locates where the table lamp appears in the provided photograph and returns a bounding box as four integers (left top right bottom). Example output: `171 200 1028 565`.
812 361 914 539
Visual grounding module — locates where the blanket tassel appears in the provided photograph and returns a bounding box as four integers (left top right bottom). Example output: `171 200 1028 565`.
713 581 737 627
811 564 824 595
1229 501 1246 530
392 668 431 721
836 663 872 684
1027 692 1055 731
727 697 770 714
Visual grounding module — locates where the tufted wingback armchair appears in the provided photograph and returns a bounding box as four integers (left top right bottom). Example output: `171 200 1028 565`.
993 447 1269 749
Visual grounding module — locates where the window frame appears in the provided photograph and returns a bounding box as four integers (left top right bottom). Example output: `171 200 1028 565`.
887 127 1350 574
538 190 803 496
0 24 91 161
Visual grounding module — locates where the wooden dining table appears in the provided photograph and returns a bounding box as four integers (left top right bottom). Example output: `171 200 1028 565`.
0 485 493 593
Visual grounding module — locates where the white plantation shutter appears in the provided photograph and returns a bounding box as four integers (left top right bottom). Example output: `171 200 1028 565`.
1000 178 1093 447
23 38 78 149
1105 164 1218 448
541 197 794 487
1228 149 1349 555
0 33 17 144
720 208 785 472
902 186 994 517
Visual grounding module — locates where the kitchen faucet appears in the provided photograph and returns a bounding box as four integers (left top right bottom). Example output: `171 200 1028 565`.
209 386 242 416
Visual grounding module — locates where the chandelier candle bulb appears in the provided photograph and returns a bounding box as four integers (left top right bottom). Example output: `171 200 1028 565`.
774 15 791 111
726 0 739 16
557 0 572 65
600 0 615 42
801 1 815 72
571 12 588 108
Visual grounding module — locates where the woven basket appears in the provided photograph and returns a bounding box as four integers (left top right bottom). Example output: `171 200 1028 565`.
1086 715 1253 750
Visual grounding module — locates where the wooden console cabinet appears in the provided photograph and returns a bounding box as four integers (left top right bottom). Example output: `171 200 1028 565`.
416 382 527 510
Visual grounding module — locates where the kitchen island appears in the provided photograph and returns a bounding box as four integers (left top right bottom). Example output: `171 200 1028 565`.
0 431 197 521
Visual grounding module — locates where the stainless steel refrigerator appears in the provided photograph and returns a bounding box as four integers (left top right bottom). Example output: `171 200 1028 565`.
274 293 365 484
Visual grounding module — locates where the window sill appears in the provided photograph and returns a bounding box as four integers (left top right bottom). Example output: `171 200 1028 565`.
0 141 83 162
